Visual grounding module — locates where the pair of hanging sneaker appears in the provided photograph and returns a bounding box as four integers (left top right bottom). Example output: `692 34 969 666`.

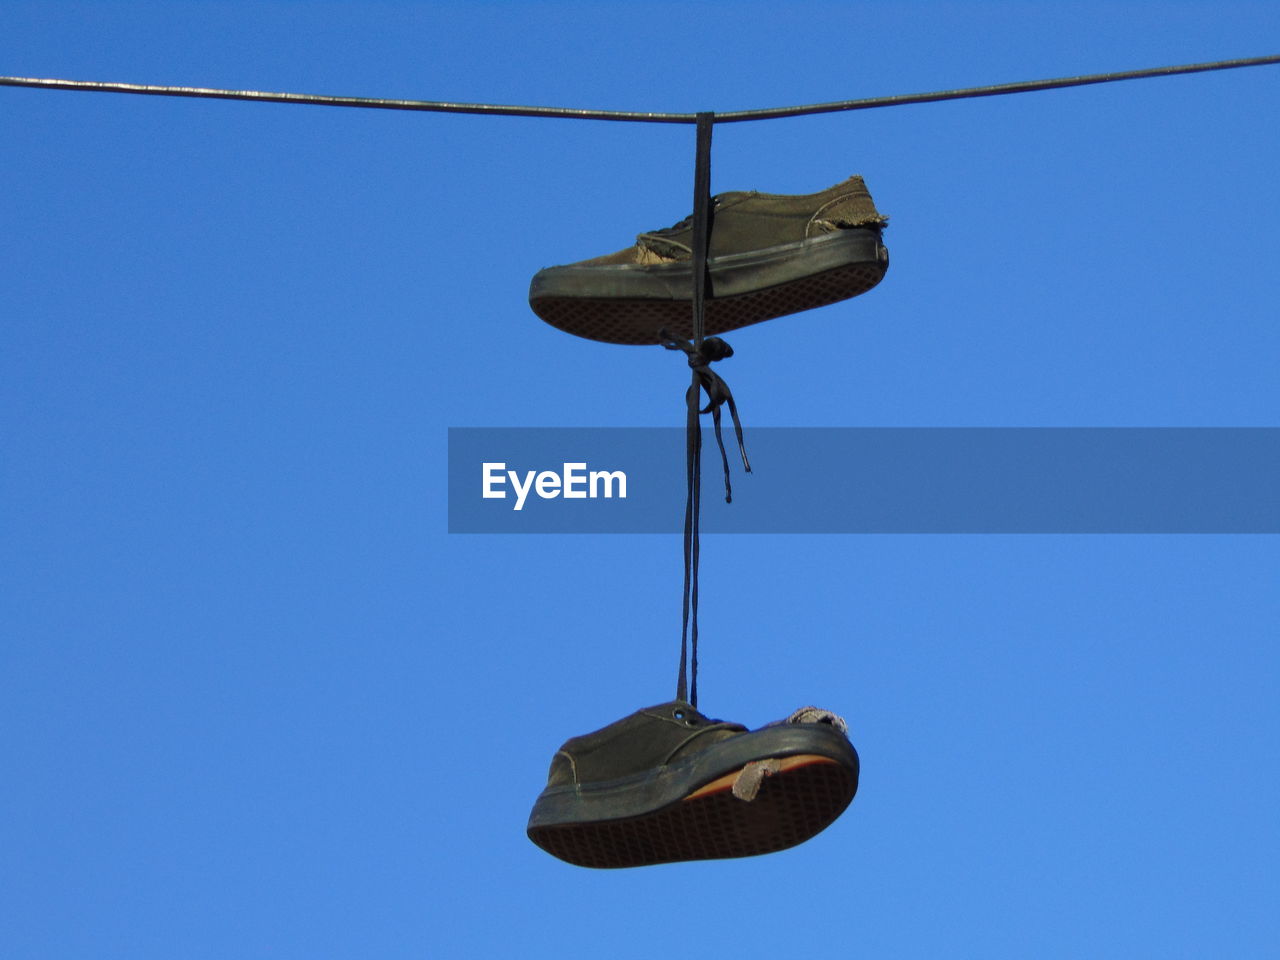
525 176 886 867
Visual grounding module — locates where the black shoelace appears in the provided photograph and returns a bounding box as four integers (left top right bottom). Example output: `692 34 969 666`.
667 113 750 708
658 334 750 505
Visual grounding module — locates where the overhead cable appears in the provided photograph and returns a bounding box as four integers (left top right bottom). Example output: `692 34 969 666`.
2 54 1278 124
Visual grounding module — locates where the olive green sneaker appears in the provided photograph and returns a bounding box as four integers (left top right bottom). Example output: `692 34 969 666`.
528 176 888 345
527 700 859 868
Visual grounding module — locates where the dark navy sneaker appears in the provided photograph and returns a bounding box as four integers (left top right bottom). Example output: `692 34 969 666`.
527 700 859 868
528 176 889 345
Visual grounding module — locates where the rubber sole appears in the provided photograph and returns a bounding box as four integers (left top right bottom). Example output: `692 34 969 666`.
527 756 856 869
529 228 888 345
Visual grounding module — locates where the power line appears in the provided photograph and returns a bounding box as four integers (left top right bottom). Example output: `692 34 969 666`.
0 75 677 123
720 54 1280 122
2 54 1278 124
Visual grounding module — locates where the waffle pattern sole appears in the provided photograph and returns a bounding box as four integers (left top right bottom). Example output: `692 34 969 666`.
530 261 886 345
527 758 856 869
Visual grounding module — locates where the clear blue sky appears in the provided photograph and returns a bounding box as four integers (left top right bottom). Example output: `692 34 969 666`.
3 2 1279 957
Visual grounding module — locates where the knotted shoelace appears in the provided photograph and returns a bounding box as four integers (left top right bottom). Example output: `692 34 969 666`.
658 333 751 504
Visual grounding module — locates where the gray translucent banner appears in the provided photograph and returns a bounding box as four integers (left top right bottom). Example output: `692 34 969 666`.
447 428 1280 533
